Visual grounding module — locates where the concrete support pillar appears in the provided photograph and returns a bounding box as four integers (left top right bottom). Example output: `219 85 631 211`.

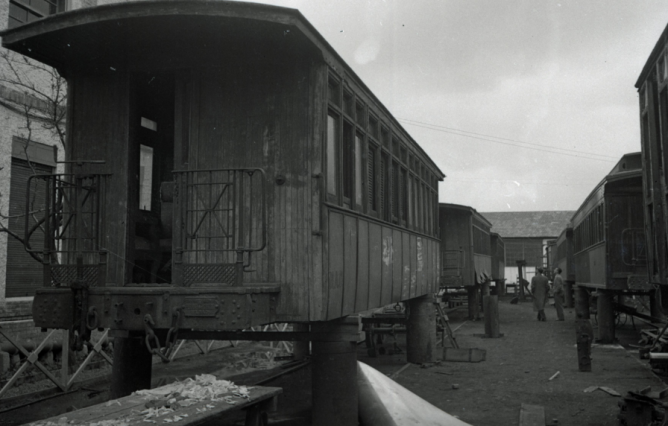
292 323 310 360
406 294 437 364
467 285 480 320
110 336 152 399
597 290 615 343
311 319 358 426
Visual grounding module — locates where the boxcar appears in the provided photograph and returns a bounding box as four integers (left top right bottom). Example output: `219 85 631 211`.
438 203 492 318
0 1 444 417
572 152 649 342
636 22 668 312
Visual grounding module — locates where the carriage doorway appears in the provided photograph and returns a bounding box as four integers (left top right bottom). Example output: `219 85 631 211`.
130 72 175 284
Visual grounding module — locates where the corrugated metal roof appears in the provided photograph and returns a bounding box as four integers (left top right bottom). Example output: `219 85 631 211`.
480 211 575 239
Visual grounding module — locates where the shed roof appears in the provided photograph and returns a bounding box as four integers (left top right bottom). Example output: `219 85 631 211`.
480 211 575 239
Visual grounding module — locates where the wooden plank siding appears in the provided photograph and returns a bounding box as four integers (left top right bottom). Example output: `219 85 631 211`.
325 209 440 320
186 53 314 320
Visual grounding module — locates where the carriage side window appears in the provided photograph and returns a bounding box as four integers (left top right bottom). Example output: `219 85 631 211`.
354 132 364 209
342 121 354 204
380 151 390 221
407 175 413 227
139 145 154 211
392 160 400 223
328 78 341 107
326 112 339 198
400 168 408 225
368 143 378 214
343 90 354 117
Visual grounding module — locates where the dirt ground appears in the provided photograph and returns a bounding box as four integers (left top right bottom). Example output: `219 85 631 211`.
3 296 664 426
354 296 664 426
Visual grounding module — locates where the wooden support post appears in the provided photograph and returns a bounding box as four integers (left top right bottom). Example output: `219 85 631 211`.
467 285 479 320
483 295 500 338
292 323 309 360
650 289 661 322
576 319 593 372
311 319 358 426
597 290 615 343
110 337 152 399
565 281 575 309
407 294 437 364
575 285 590 320
575 285 593 372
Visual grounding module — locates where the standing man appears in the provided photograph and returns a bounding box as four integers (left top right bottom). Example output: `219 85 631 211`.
531 268 550 321
552 267 565 321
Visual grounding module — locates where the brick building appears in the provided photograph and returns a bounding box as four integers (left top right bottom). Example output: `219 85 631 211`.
481 211 574 284
0 0 100 345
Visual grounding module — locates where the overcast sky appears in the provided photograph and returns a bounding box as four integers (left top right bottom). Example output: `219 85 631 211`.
248 0 667 212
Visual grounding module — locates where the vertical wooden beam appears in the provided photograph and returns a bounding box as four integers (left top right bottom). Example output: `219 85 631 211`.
110 337 152 399
292 323 309 360
597 290 615 343
483 295 500 338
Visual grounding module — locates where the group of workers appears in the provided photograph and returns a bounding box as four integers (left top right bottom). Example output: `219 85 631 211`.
520 267 565 322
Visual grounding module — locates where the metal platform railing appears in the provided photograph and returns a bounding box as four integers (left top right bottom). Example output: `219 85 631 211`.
172 168 267 287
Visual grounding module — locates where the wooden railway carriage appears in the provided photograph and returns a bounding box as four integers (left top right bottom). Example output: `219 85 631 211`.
572 152 649 342
636 22 668 313
554 226 575 307
0 1 443 420
438 203 492 318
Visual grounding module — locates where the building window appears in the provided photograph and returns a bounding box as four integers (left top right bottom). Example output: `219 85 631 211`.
8 0 65 28
6 138 57 298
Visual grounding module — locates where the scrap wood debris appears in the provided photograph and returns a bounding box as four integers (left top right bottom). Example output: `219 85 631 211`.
26 375 253 426
583 385 621 396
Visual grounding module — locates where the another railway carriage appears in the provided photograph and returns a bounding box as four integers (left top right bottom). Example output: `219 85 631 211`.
572 152 650 342
0 2 444 422
438 203 492 319
555 226 575 307
636 22 668 312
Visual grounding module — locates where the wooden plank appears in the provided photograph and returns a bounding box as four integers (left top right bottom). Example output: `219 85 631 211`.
310 61 326 321
392 229 403 302
355 219 370 312
380 226 393 306
342 214 358 316
368 223 382 310
327 211 344 319
519 403 545 426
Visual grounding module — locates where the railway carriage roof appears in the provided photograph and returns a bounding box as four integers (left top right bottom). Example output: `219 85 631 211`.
570 152 642 225
439 203 493 229
636 21 668 88
0 0 444 177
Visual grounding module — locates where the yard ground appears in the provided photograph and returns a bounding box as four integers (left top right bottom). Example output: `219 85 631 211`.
2 295 663 426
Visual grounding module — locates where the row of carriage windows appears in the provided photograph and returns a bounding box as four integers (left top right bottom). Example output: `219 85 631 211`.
326 74 439 235
8 0 64 28
573 205 604 253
